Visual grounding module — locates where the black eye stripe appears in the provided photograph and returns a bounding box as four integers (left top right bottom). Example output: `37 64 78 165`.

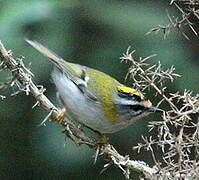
128 105 145 111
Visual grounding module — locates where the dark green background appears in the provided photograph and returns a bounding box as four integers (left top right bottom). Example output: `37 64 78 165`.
0 0 198 179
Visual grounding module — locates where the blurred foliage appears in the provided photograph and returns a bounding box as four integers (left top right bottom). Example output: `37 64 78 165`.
0 0 198 179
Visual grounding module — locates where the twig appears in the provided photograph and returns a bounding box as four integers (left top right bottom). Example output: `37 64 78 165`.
0 40 159 179
122 47 199 180
146 0 199 39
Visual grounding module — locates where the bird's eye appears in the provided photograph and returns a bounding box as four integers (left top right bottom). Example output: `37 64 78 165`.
131 94 142 102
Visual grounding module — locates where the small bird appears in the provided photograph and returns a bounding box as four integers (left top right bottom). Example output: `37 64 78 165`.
26 40 163 134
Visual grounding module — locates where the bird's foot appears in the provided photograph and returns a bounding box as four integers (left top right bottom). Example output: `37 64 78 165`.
95 134 109 145
54 108 66 122
93 134 109 163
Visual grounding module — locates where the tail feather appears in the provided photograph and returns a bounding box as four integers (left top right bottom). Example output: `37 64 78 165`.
25 39 63 67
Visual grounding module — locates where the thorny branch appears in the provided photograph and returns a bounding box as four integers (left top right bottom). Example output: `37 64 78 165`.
146 0 199 39
121 47 199 180
0 41 161 179
1 39 198 179
0 41 95 146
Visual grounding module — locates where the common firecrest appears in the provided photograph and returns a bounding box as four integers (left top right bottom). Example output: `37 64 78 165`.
27 40 163 134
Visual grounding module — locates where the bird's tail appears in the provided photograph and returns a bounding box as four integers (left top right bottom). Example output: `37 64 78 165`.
26 39 64 67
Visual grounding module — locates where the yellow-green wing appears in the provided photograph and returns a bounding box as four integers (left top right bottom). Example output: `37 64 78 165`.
26 39 99 101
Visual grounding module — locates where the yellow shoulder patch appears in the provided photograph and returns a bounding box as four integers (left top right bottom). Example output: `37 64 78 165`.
116 86 144 99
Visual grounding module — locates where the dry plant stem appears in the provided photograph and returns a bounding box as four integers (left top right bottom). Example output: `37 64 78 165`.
101 145 157 179
121 47 199 179
140 70 178 112
0 41 159 179
122 47 199 179
146 0 199 39
0 41 94 146
0 42 56 111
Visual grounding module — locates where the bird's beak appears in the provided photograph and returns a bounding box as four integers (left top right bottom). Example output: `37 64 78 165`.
142 100 164 113
148 106 164 113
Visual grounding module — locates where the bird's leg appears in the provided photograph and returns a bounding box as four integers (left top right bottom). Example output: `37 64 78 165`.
93 132 109 164
95 133 109 145
54 107 67 122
